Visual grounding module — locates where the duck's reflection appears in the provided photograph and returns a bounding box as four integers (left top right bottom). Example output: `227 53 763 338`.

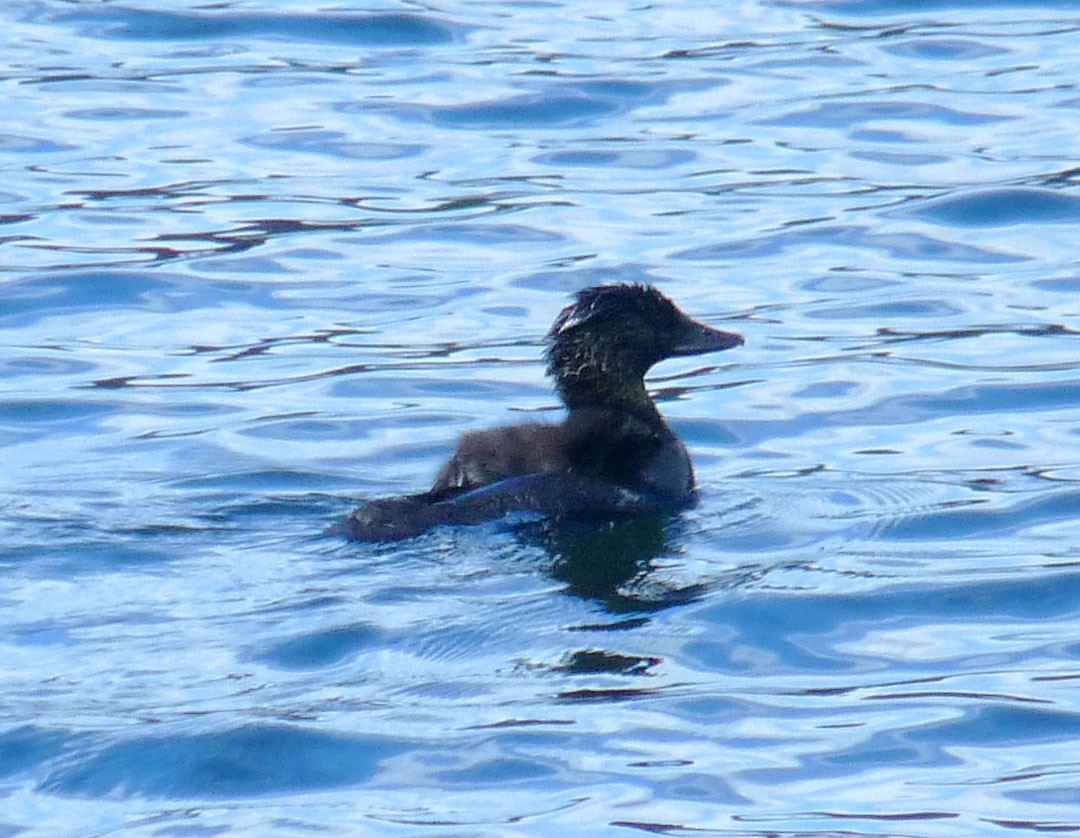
514 514 708 614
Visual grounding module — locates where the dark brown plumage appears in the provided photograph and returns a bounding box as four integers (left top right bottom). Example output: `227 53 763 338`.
345 284 743 541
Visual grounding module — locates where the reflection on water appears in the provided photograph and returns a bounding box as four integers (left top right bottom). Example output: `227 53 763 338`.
3 0 1080 834
520 516 709 612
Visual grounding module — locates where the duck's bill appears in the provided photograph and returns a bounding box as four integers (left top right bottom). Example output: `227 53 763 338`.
672 318 744 356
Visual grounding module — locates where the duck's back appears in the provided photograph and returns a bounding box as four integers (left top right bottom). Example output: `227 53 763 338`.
431 408 695 504
430 421 567 499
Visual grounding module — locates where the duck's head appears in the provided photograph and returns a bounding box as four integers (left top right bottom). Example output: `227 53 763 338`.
544 284 743 412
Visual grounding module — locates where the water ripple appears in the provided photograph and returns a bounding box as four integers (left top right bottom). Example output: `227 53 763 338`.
761 100 1013 128
675 224 1029 263
59 8 465 46
4 0 1080 833
901 187 1080 227
42 725 402 798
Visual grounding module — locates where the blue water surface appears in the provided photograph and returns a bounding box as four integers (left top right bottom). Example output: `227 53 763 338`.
2 0 1080 835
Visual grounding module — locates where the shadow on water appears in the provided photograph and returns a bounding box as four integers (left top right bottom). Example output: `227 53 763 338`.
514 514 708 614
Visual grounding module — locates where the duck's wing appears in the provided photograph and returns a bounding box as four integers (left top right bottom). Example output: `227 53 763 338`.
429 422 566 499
344 471 689 542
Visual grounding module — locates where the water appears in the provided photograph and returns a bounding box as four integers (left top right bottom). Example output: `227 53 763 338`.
2 0 1080 834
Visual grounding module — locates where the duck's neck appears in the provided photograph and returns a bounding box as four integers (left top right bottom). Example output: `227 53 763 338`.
556 372 667 429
